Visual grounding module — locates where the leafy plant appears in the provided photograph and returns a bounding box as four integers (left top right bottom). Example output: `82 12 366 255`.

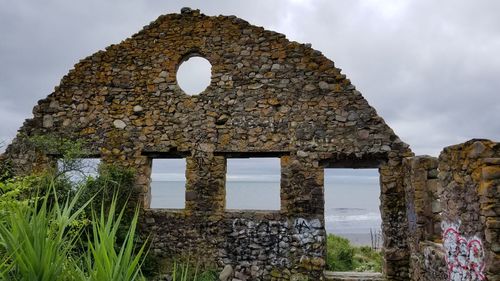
28 135 88 165
0 159 12 183
0 173 75 215
0 134 152 281
0 183 90 281
0 177 148 281
326 234 355 271
78 164 135 215
81 195 147 281
326 234 382 272
171 261 195 281
353 246 382 272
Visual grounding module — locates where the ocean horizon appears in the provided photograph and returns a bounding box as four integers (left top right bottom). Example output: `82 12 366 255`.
151 179 382 245
63 158 383 245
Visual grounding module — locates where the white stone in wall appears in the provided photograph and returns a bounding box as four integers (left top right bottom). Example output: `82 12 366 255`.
113 119 126 129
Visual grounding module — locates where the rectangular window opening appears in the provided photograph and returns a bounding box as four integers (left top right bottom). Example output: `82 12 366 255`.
226 157 280 211
57 158 101 184
324 168 382 248
150 158 186 209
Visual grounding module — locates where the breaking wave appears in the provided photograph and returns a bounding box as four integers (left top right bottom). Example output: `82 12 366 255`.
325 208 381 223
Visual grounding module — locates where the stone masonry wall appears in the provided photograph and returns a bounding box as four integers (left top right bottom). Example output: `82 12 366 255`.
405 140 500 281
1 9 413 280
403 156 447 281
439 140 500 281
143 211 325 280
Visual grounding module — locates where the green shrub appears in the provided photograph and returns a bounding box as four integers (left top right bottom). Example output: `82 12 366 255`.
0 137 149 281
326 234 355 271
0 159 13 183
0 180 148 281
0 184 90 281
77 164 135 215
326 234 382 272
353 246 382 272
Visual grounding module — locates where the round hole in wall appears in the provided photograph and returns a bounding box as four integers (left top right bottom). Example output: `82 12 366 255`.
176 56 212 95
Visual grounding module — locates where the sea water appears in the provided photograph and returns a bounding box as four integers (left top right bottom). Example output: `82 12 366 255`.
150 176 381 245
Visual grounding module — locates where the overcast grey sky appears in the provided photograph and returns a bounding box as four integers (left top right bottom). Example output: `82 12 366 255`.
1 0 499 158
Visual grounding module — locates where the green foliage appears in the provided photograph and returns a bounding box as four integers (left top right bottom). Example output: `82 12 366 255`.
0 160 13 183
3 136 135 212
28 135 97 183
353 246 383 272
0 173 74 213
78 164 135 214
0 184 90 281
0 176 148 281
326 234 382 272
170 261 217 281
75 165 137 261
80 196 147 281
0 176 37 210
326 234 354 271
196 271 218 281
142 257 218 281
171 262 196 281
0 136 150 281
0 135 91 208
29 135 87 161
139 252 161 278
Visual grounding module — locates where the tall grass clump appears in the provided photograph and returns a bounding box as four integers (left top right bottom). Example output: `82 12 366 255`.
169 261 217 281
0 136 149 280
0 177 148 281
82 197 147 281
0 184 90 281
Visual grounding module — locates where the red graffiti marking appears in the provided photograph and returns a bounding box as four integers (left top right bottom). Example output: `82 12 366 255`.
442 224 485 281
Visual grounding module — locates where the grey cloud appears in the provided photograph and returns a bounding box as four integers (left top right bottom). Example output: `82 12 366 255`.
276 0 500 155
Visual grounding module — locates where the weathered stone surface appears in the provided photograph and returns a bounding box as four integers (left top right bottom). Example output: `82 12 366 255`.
0 8 418 281
318 81 330 90
482 166 500 180
113 119 126 129
42 114 53 128
404 140 500 281
296 150 308 158
219 264 233 281
468 140 487 158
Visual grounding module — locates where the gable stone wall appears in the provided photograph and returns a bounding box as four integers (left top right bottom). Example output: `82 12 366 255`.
1 9 414 280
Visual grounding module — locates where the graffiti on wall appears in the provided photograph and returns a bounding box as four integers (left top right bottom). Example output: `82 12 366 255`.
225 218 323 268
228 218 290 267
442 221 485 281
292 218 323 256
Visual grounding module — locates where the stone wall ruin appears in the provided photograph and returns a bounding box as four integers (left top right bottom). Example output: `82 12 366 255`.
1 8 497 281
404 140 500 281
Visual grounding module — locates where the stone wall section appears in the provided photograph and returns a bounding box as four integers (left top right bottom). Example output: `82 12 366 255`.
405 140 499 281
380 157 412 280
403 156 446 280
1 8 414 280
472 141 499 279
